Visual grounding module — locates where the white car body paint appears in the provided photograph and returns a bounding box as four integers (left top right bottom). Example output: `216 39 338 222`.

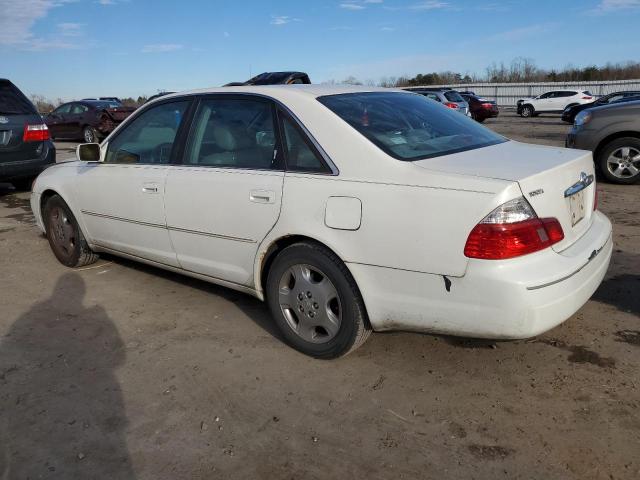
31 85 612 339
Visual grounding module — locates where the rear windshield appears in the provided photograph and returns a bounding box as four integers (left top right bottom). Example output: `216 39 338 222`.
444 91 464 102
0 80 37 115
91 101 121 109
317 92 505 161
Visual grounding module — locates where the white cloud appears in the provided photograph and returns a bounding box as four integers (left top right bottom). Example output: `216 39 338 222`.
57 22 83 36
591 0 640 12
339 0 383 9
141 43 183 53
0 0 79 49
409 1 449 10
98 0 116 4
223 31 230 38
270 15 300 25
340 3 365 9
380 26 395 31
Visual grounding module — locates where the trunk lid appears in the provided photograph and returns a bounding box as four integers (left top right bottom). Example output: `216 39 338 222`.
412 140 597 251
0 113 44 163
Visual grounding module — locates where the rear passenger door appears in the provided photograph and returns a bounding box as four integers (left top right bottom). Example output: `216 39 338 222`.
164 95 284 285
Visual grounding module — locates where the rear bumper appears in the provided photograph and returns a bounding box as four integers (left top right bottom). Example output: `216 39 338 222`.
0 141 56 181
348 211 612 339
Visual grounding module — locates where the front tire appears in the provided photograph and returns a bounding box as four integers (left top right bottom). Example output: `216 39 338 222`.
266 242 371 359
597 137 640 184
44 195 99 267
520 105 534 117
83 126 99 143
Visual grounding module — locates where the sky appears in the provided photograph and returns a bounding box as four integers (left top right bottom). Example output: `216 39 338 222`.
1 0 639 100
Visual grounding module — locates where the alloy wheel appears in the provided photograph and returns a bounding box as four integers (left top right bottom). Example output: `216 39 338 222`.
607 146 640 179
277 264 342 344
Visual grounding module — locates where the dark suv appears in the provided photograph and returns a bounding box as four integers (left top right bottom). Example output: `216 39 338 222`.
0 79 55 190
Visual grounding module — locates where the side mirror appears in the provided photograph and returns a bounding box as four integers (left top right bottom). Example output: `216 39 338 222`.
76 143 101 162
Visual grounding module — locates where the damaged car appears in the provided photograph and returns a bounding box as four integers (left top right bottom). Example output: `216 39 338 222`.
45 99 135 143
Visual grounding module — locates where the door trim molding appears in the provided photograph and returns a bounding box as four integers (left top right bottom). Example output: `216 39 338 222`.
81 209 256 243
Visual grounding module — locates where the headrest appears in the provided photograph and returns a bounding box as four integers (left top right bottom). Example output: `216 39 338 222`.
213 124 253 151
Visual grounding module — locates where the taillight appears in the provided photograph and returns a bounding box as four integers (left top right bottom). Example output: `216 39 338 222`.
444 102 457 109
23 123 50 142
464 197 564 260
582 96 593 100
481 103 494 109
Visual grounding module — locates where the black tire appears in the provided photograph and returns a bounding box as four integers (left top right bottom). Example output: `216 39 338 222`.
83 126 99 143
475 117 486 123
596 137 640 184
43 194 99 267
266 242 371 359
520 105 534 117
11 177 35 191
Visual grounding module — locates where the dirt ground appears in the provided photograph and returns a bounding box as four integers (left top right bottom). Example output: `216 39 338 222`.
1 111 638 479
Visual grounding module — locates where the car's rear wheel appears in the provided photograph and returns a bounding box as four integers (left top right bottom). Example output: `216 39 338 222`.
83 126 98 143
266 242 371 359
597 137 640 184
520 105 534 117
44 195 99 267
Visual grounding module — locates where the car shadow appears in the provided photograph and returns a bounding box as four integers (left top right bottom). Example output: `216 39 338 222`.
99 253 284 341
0 273 136 479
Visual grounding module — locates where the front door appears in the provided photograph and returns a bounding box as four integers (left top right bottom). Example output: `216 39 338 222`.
74 99 191 266
47 103 72 138
164 95 284 286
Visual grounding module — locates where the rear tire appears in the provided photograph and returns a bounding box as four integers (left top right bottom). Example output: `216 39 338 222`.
597 137 640 184
475 117 486 123
265 242 371 359
43 195 99 267
520 105 534 117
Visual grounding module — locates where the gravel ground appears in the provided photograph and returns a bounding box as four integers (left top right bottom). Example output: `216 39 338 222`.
0 111 638 479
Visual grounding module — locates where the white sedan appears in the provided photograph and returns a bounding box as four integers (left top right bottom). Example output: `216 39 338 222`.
31 85 612 358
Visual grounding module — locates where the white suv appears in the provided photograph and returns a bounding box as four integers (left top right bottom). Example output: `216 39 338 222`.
517 90 593 117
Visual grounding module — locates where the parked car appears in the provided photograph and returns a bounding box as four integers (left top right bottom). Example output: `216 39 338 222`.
31 85 611 358
516 90 594 117
82 97 122 103
459 93 499 122
224 71 312 87
566 100 640 184
407 88 471 116
561 90 640 123
45 100 136 142
0 79 55 190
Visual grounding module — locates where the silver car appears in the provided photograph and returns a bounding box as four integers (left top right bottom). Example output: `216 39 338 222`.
407 88 471 116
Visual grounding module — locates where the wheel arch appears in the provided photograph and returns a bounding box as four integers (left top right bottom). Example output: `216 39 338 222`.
256 234 361 302
39 188 61 224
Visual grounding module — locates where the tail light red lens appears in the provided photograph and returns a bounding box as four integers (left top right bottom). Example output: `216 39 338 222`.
464 218 564 260
23 123 50 142
481 103 494 109
444 102 457 109
582 96 593 100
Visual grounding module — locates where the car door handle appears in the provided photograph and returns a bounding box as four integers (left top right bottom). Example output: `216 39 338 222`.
249 189 275 204
142 183 159 194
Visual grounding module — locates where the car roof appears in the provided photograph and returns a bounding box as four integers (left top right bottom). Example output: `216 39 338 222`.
588 98 640 113
158 84 403 103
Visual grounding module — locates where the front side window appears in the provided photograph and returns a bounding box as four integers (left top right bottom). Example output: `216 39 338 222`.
539 92 552 99
318 92 505 161
70 104 88 114
105 100 188 164
54 103 72 114
281 114 328 173
186 97 278 170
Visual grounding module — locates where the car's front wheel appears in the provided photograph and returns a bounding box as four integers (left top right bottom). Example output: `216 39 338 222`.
520 105 534 117
44 194 99 267
266 242 371 359
597 137 640 184
83 126 99 143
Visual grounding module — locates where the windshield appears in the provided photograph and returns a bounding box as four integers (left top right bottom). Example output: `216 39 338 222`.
444 91 465 102
0 80 37 115
317 92 506 161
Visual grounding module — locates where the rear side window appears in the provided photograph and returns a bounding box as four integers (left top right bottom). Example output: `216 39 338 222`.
281 114 328 173
444 91 464 102
564 91 578 97
186 97 278 170
105 100 189 164
318 92 505 161
423 93 441 102
0 80 37 115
